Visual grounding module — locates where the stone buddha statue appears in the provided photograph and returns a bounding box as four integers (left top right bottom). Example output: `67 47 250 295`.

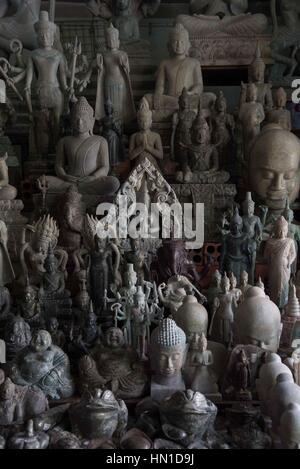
40 97 120 196
9 329 75 400
145 23 215 120
177 0 268 36
235 286 282 352
0 152 17 200
78 327 148 399
150 317 187 401
249 124 300 213
266 87 292 131
247 44 273 113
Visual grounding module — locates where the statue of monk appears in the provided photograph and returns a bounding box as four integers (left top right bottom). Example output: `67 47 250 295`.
40 97 120 195
177 0 268 36
145 23 215 119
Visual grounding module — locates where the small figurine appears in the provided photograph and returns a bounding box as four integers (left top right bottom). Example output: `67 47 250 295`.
4 314 32 362
131 286 151 361
20 282 44 330
9 329 75 400
229 272 242 306
69 388 128 441
266 87 292 131
265 216 297 308
212 91 235 156
242 192 263 284
0 153 17 201
205 270 222 315
150 318 187 401
38 246 68 300
100 99 125 169
282 199 300 275
209 273 236 349
7 419 49 449
220 208 250 285
189 333 219 396
232 349 252 400
46 316 66 349
240 271 252 301
248 43 273 112
129 98 163 168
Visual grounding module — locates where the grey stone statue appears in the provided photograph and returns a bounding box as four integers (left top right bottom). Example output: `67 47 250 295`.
0 153 17 201
9 329 75 400
40 97 120 195
242 192 262 284
266 88 292 131
24 11 68 155
150 318 187 401
86 0 161 42
100 99 125 169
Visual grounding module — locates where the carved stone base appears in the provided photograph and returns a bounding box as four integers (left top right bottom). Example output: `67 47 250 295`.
172 183 237 242
0 199 28 261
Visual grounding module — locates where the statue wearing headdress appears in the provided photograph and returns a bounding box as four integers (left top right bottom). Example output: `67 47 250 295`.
80 24 135 127
24 11 68 155
282 200 300 276
265 216 297 308
266 88 292 131
40 97 120 195
129 97 163 168
242 192 263 284
212 91 235 155
220 208 250 284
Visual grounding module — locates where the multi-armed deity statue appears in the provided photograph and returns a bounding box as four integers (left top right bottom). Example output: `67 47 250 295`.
40 97 120 195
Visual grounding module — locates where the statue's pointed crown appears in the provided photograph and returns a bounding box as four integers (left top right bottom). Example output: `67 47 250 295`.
251 42 265 67
138 97 152 118
231 207 242 225
105 23 119 41
243 191 255 209
35 10 56 33
170 23 189 42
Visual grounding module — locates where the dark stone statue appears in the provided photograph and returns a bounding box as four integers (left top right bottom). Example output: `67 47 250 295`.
100 99 124 169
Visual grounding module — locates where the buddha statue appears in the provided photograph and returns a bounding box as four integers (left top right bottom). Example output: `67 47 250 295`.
78 327 148 399
38 246 68 300
235 286 282 352
177 0 268 36
240 270 252 300
20 283 44 330
46 317 66 349
40 97 120 195
205 270 222 315
9 329 75 400
282 199 300 275
247 44 273 112
0 153 17 201
266 87 292 131
129 98 163 168
265 216 296 308
4 314 32 362
229 272 242 306
238 83 265 161
212 91 235 155
150 318 187 401
249 124 300 212
145 24 215 120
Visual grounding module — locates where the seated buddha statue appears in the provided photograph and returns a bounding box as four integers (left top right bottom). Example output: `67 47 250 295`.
9 330 75 400
177 0 268 36
145 23 216 120
78 327 149 400
0 152 17 200
40 97 120 196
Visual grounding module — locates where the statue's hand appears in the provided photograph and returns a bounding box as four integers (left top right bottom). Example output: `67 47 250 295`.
64 175 78 184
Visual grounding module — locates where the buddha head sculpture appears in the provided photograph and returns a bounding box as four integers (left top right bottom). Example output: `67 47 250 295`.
168 23 190 58
192 110 210 145
249 124 300 211
242 192 255 217
249 43 265 83
72 97 95 136
173 295 208 342
137 97 152 131
235 286 282 352
105 23 120 50
150 318 187 379
35 11 56 48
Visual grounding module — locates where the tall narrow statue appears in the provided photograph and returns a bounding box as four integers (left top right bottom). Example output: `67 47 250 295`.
248 43 273 112
40 97 120 195
24 11 68 155
242 192 262 285
80 24 135 127
265 216 297 308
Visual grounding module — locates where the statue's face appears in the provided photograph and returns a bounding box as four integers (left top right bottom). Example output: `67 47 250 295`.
116 0 130 11
106 33 120 50
25 291 34 303
252 63 265 82
106 328 124 348
170 33 188 56
244 204 254 217
38 29 55 48
73 112 93 135
231 277 237 289
138 114 152 131
31 331 52 353
45 260 56 273
230 221 242 236
193 124 210 145
48 318 58 332
0 379 14 400
276 94 286 108
156 345 185 377
249 132 300 211
247 86 258 102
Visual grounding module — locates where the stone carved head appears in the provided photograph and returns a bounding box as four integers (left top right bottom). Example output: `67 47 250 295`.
168 23 190 57
35 11 56 48
72 97 95 135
